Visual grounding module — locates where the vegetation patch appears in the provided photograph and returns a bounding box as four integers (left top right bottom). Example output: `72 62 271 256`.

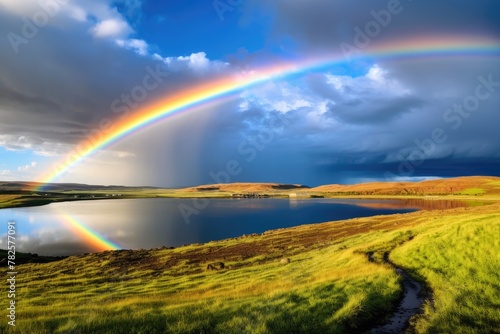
456 188 486 195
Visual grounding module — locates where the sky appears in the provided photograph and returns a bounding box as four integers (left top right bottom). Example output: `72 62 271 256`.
0 0 499 187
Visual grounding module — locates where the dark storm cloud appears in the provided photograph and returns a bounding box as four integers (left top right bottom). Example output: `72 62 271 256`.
315 157 500 184
195 55 500 185
248 0 500 54
328 95 425 125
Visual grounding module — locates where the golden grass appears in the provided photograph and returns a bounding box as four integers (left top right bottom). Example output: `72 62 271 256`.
311 176 500 196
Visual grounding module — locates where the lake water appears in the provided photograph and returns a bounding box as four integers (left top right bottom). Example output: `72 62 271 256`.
0 198 471 256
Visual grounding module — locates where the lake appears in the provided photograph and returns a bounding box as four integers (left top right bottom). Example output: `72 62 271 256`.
0 198 472 256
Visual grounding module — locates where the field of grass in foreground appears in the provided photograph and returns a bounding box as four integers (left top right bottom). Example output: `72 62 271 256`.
1 203 499 333
391 209 500 333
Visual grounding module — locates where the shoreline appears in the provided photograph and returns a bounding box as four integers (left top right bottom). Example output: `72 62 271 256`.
1 191 498 211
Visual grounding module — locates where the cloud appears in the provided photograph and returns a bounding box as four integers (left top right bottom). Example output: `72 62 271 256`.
116 38 148 55
246 0 500 55
0 0 147 54
154 52 229 73
304 65 425 125
18 161 38 171
91 18 133 38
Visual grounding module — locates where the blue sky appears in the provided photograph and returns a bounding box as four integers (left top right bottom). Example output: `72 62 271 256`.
0 0 499 187
137 1 267 59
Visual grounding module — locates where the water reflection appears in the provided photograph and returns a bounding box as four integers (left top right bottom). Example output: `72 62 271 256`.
334 198 479 211
0 198 477 256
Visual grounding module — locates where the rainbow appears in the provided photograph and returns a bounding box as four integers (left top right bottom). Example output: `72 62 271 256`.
60 214 122 251
35 35 500 188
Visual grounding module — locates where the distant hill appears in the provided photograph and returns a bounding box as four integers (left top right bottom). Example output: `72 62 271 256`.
1 176 499 197
180 176 500 196
183 182 310 193
0 249 65 265
0 181 308 194
310 176 500 196
0 182 159 192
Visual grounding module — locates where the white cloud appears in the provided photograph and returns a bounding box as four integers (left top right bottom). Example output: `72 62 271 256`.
68 6 88 22
241 81 315 113
0 135 75 157
0 135 35 151
91 18 133 38
18 161 38 171
366 65 384 83
325 65 409 98
156 52 229 73
116 38 148 55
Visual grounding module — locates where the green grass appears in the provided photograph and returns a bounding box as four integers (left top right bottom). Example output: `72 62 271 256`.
456 188 486 195
1 202 499 333
3 242 401 333
391 213 500 333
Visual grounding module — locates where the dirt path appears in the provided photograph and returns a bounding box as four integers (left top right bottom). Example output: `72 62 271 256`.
370 254 426 333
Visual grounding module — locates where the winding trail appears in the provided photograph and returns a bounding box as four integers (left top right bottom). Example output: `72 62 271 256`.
370 253 427 334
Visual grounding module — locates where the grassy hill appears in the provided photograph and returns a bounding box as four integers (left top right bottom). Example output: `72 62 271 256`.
0 250 65 265
183 182 309 193
310 176 500 197
178 176 500 198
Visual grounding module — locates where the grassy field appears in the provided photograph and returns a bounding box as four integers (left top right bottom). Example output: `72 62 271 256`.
391 209 500 333
1 200 499 333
